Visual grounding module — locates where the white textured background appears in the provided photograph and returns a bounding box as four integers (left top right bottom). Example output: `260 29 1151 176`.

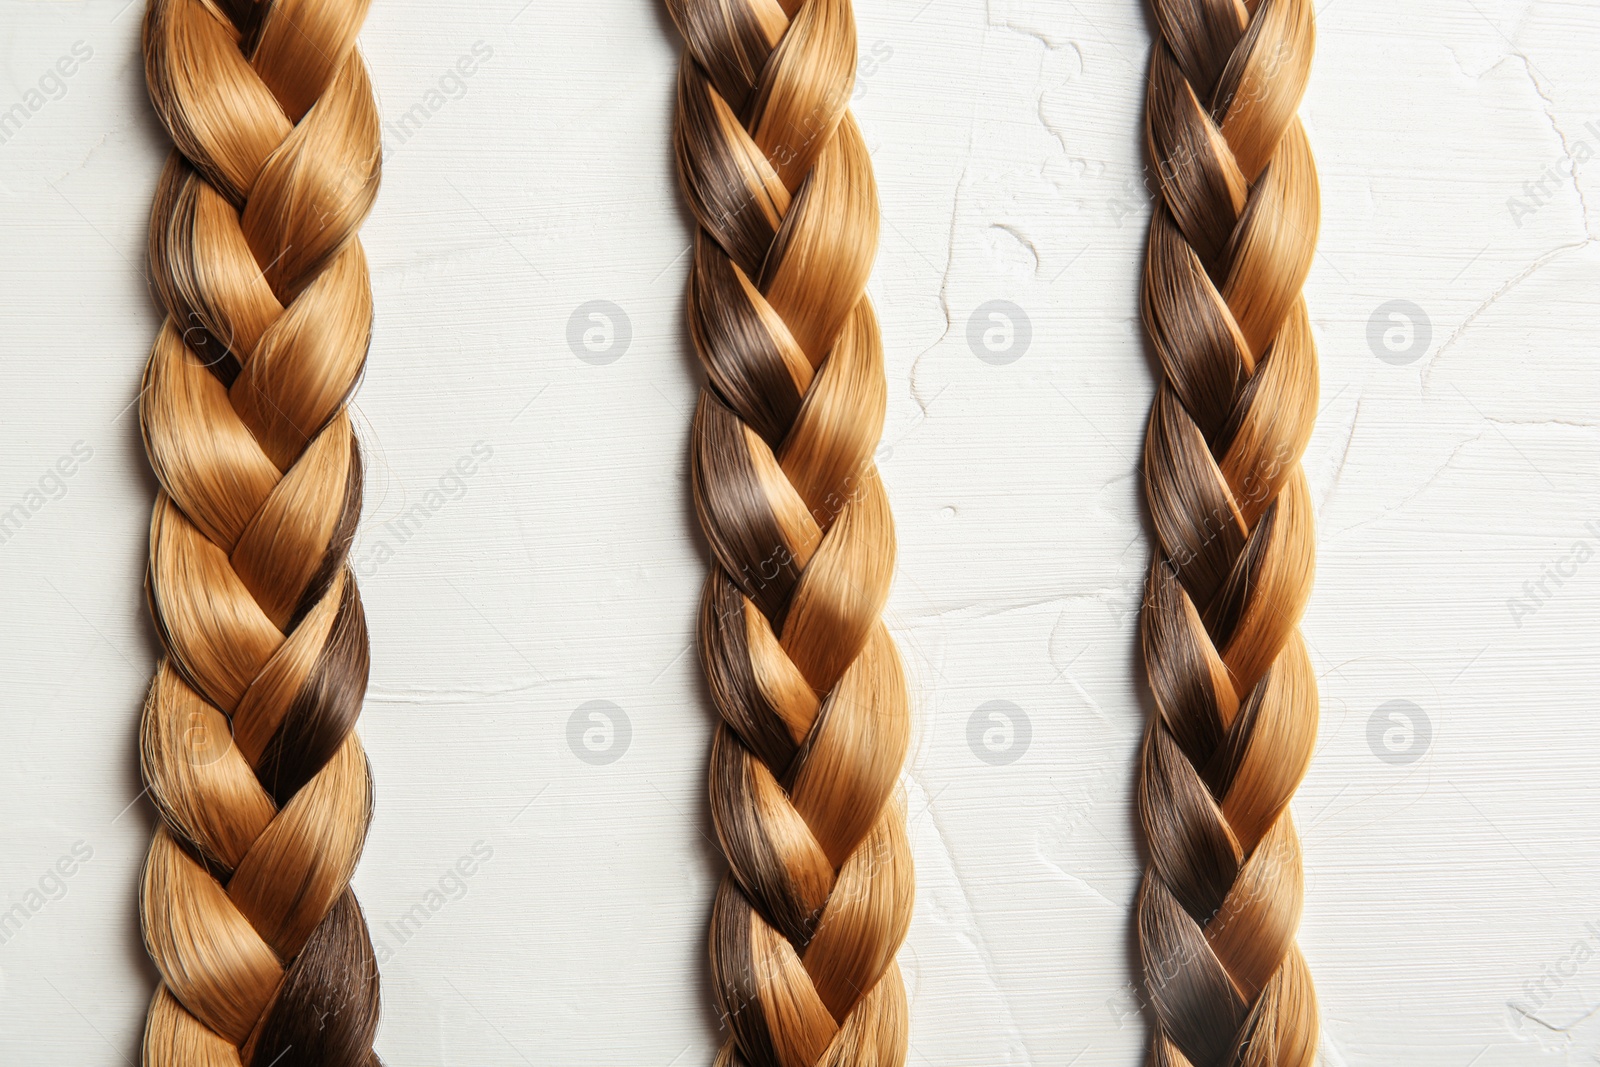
2 0 1598 1063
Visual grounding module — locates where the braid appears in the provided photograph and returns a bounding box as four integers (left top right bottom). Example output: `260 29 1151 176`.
1135 1 1322 1064
137 1 382 1064
666 1 914 1064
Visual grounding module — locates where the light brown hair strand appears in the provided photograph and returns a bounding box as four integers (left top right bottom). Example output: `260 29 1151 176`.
138 1 383 1063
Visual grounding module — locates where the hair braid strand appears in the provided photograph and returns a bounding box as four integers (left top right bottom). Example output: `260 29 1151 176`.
138 1 384 1063
1137 1 1322 1064
668 0 916 1063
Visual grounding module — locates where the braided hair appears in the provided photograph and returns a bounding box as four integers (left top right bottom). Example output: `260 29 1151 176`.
138 1 383 1063
666 0 915 1063
1136 0 1322 1063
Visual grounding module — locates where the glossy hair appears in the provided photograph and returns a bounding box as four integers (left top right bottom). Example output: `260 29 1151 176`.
666 0 915 1063
1135 0 1323 1063
137 1 383 1063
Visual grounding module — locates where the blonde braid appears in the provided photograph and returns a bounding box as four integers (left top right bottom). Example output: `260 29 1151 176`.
1136 0 1322 1063
666 0 915 1063
138 1 383 1063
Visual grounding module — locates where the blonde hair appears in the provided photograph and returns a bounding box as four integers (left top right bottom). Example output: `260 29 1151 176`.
138 0 383 1062
1135 0 1322 1063
666 0 915 1062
